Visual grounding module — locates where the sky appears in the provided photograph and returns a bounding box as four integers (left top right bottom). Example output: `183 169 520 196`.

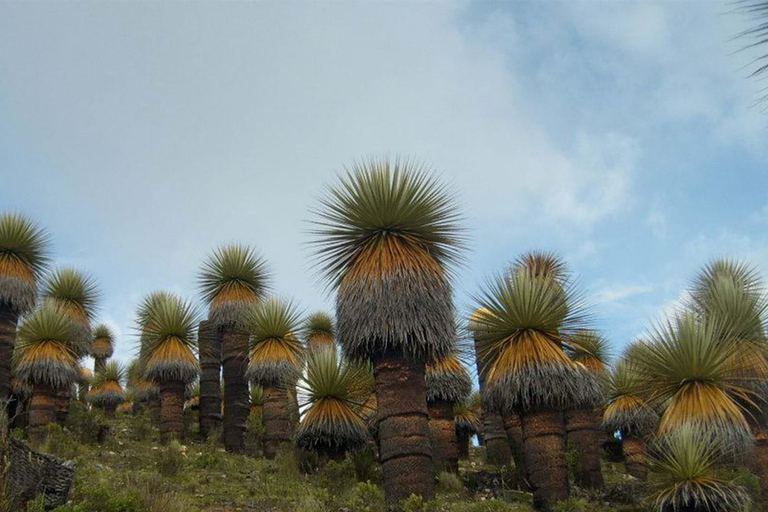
1 1 767 369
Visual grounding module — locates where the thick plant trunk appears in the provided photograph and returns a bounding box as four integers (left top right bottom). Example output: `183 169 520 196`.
28 386 56 445
104 404 116 418
474 335 511 465
427 399 459 473
565 407 604 489
503 411 528 486
198 321 222 440
622 435 647 480
221 327 249 453
374 350 434 507
149 397 161 426
521 408 569 511
0 305 18 405
456 428 470 460
53 387 71 424
287 385 300 432
159 380 184 443
262 385 292 459
751 431 768 508
94 357 106 375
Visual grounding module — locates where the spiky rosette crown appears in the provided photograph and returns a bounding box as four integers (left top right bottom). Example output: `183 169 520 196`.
472 261 601 413
198 244 271 330
603 356 657 437
633 314 757 451
295 346 373 451
89 360 126 407
304 311 336 350
250 384 264 407
90 323 115 359
78 365 93 385
126 357 159 401
0 213 51 314
41 268 99 354
568 330 611 375
649 425 750 512
245 298 304 386
454 391 482 434
426 353 472 404
14 302 79 390
511 251 568 284
311 157 465 362
139 294 200 384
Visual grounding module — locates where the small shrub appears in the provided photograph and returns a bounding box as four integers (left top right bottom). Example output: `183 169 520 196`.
346 481 384 512
129 411 154 442
298 448 322 474
554 497 591 512
24 495 46 512
437 471 463 494
39 424 80 460
65 403 109 444
350 443 380 483
244 410 264 457
125 473 193 512
401 494 438 512
206 425 222 446
318 458 356 494
448 500 533 511
155 440 185 477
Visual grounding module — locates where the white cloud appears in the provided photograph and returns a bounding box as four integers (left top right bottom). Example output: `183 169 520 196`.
593 282 654 304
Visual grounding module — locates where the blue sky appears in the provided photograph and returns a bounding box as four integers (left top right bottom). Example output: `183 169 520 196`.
1 1 767 367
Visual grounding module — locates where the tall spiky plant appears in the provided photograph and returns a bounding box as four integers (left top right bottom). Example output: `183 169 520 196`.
633 313 757 455
0 213 50 405
77 365 92 403
296 346 373 461
245 298 304 459
304 312 336 353
311 158 465 506
426 352 471 473
470 307 511 467
603 353 658 480
473 255 600 511
88 360 125 416
648 425 750 512
139 293 200 443
90 324 115 374
13 303 78 444
197 319 222 440
127 357 158 416
564 329 609 489
199 244 270 452
454 391 481 460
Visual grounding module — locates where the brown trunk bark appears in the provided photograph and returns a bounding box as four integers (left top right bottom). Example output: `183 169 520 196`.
751 431 768 511
0 305 18 405
104 404 116 418
198 320 222 440
159 380 184 444
149 397 161 426
28 386 56 446
521 408 569 511
287 385 300 431
94 358 106 375
221 327 249 453
456 429 470 460
53 387 71 424
622 435 647 480
474 334 511 465
427 399 459 473
374 350 434 507
565 407 604 489
503 411 528 486
262 385 292 459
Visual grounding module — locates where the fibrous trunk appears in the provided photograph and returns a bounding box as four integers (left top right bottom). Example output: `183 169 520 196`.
149 397 161 425
427 399 459 473
198 320 222 440
159 380 184 443
503 411 528 487
565 406 604 489
262 385 292 459
53 387 71 424
521 408 569 511
221 327 249 453
474 335 510 466
28 385 56 446
374 350 434 507
456 428 470 460
622 435 647 480
0 305 18 405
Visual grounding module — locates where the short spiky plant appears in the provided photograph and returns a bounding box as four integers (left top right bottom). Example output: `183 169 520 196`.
310 157 465 506
246 297 304 459
303 311 336 352
126 357 159 403
41 268 99 354
199 244 271 453
185 380 200 410
91 323 115 373
0 213 50 404
634 314 757 454
426 352 472 473
140 293 200 442
89 360 126 415
649 425 750 512
77 365 93 403
250 384 264 414
13 302 78 443
473 254 599 509
565 329 610 488
296 346 373 460
454 391 482 460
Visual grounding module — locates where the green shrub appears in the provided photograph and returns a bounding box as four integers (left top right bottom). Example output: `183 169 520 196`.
350 443 379 483
65 403 109 444
154 440 185 477
401 494 438 512
24 495 46 512
318 458 356 494
346 481 385 512
554 497 591 512
39 424 80 460
244 410 264 457
437 471 464 494
129 411 154 442
447 500 533 511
